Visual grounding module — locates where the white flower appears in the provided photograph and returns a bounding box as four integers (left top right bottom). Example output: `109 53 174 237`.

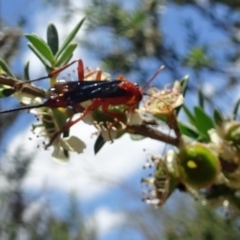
13 92 43 105
208 128 239 162
143 81 184 117
208 129 223 146
100 130 118 142
51 136 86 163
128 111 143 125
30 107 86 162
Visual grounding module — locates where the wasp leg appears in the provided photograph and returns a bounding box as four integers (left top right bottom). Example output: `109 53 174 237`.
101 103 126 143
44 101 101 149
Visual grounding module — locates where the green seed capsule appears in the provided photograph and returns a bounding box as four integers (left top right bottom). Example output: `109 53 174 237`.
178 143 220 189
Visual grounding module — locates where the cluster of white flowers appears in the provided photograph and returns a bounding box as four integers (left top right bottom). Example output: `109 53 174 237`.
14 65 146 162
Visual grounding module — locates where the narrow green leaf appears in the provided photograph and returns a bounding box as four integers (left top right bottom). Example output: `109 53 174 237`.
24 61 30 80
56 43 77 67
179 75 189 97
233 99 240 120
198 87 204 108
182 104 196 125
178 120 200 139
1 88 15 97
63 129 69 138
213 108 224 126
25 34 55 65
0 59 15 77
56 17 85 59
94 134 105 154
28 43 51 68
0 87 6 98
175 76 188 116
52 108 69 128
0 86 14 97
61 54 73 67
47 23 59 55
194 106 214 139
62 129 69 159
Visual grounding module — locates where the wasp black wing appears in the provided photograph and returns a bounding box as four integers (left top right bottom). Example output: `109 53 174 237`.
0 80 130 113
48 80 129 106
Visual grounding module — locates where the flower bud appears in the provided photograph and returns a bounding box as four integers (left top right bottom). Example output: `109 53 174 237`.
225 122 240 145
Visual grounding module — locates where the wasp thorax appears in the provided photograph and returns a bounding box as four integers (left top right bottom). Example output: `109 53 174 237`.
178 143 220 189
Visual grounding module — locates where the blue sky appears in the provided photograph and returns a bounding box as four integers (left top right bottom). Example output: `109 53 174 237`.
1 1 239 239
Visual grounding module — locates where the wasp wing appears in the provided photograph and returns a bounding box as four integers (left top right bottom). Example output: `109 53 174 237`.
0 81 129 113
49 80 129 106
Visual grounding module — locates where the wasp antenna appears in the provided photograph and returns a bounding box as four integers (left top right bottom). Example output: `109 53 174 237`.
23 59 82 84
0 103 45 114
141 65 165 92
25 75 50 83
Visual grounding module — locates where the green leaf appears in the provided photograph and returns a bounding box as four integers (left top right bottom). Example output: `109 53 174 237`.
25 34 55 65
198 87 204 108
63 129 70 138
182 104 196 125
0 59 15 77
0 87 5 98
24 61 30 80
175 76 189 116
178 120 200 139
233 99 240 120
47 23 59 55
94 134 105 154
62 129 69 159
194 106 214 139
51 108 69 128
61 54 73 67
155 115 168 123
56 43 77 67
56 17 85 59
179 75 189 97
27 43 51 68
130 134 145 141
1 88 15 97
213 108 224 126
0 86 14 97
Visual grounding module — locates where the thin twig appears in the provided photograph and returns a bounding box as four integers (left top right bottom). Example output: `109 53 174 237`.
0 74 46 98
126 124 179 146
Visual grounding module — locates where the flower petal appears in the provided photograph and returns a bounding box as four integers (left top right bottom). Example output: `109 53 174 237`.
13 92 43 105
101 130 117 142
208 129 223 145
60 136 86 153
128 112 143 125
52 146 69 163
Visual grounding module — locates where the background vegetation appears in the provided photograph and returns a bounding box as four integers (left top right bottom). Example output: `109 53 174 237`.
0 0 240 239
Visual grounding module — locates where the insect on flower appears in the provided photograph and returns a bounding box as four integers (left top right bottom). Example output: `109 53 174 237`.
0 59 164 148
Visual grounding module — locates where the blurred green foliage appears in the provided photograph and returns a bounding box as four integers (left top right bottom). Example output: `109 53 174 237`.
0 0 240 239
